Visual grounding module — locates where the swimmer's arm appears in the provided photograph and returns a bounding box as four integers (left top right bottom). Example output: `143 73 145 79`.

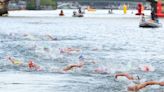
159 82 164 86
137 81 161 90
115 73 134 80
63 64 83 71
8 57 15 64
63 65 74 71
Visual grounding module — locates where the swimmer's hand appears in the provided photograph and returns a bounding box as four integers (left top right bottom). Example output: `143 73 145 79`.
159 82 164 86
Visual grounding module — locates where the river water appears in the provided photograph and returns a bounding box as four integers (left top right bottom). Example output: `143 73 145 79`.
0 10 164 92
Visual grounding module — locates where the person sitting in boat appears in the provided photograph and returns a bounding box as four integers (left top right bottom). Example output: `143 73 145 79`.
59 10 64 16
78 8 82 14
28 60 42 71
73 11 77 16
108 8 113 14
155 18 159 23
141 14 145 22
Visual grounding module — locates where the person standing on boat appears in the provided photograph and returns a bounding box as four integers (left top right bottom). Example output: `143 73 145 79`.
78 7 82 14
147 0 158 21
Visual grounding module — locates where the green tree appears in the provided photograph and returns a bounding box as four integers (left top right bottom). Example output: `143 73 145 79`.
40 0 57 9
26 0 36 10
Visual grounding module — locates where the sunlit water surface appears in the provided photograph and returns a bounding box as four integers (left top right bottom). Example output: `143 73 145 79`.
0 11 164 92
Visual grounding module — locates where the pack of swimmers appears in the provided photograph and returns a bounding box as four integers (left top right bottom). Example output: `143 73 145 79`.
6 47 163 92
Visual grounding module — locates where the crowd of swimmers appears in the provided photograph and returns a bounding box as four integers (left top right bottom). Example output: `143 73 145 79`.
6 52 164 92
3 33 164 92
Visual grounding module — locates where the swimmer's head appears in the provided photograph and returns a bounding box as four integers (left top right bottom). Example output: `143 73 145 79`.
8 57 11 60
79 54 84 60
59 48 64 53
132 74 140 80
44 47 49 52
139 64 155 72
94 67 108 74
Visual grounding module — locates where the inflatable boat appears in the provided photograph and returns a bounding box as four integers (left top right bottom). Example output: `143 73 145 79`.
139 21 162 28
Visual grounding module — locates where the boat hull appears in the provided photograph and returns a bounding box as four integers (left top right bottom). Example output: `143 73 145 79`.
72 14 84 17
139 21 162 28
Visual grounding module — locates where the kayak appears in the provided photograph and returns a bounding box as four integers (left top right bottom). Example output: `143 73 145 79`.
139 21 162 28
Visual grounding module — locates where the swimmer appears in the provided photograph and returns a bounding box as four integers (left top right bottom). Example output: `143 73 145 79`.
66 48 80 52
63 62 84 72
139 64 155 72
28 60 42 71
59 48 80 54
128 81 164 92
28 44 37 50
141 14 145 22
46 34 57 40
79 54 84 61
59 48 65 53
115 73 139 80
43 47 50 52
92 48 99 51
8 57 22 66
23 33 37 40
94 67 108 74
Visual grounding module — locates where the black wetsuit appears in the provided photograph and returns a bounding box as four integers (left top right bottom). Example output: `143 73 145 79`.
78 8 82 14
147 0 158 20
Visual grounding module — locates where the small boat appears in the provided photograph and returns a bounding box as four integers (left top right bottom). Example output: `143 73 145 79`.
72 11 84 17
139 21 162 28
72 13 84 17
